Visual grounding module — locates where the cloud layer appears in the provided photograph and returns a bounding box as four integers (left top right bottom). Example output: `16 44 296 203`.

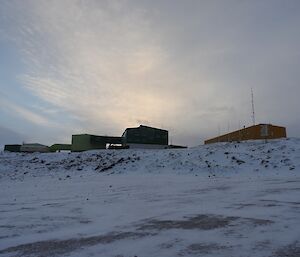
1 0 300 145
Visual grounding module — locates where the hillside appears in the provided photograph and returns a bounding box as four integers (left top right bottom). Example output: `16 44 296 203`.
0 138 299 180
0 138 299 257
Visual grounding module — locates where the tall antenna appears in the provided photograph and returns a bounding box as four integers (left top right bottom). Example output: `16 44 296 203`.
251 88 256 125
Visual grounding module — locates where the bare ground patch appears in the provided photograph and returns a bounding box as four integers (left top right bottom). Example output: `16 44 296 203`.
136 214 273 232
0 231 151 257
137 214 238 231
179 243 231 256
272 242 300 257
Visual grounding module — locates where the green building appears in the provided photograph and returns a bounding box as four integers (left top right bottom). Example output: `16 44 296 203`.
4 144 21 152
20 143 50 153
72 126 169 151
71 134 123 152
50 144 72 152
122 125 168 149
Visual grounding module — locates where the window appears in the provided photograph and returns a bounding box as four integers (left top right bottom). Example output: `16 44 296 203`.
260 125 269 137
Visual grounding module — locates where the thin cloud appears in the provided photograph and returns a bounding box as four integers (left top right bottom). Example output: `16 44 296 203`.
2 1 182 135
1 100 51 127
1 0 300 145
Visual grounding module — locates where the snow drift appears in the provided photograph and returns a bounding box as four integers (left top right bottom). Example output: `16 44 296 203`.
0 138 299 180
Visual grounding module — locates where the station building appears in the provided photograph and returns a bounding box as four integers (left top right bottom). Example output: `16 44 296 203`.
71 125 169 151
122 125 168 149
205 124 286 144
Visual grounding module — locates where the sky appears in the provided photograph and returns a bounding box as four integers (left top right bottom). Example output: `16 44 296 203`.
0 0 300 147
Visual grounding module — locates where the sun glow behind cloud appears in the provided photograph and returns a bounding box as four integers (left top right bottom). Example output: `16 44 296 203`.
2 0 185 135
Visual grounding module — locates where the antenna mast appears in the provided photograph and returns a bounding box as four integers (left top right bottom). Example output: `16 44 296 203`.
251 88 255 125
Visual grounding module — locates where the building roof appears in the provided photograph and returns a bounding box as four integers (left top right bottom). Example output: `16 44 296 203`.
22 143 49 147
124 125 168 132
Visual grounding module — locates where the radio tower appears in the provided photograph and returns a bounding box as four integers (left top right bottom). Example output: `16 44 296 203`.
251 88 256 125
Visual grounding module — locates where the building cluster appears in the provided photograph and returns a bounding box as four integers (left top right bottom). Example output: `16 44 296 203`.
4 125 185 153
4 123 287 153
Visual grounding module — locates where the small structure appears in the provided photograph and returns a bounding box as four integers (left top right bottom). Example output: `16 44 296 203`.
71 134 123 152
20 143 50 153
50 144 72 152
4 144 21 152
122 125 168 149
205 124 286 144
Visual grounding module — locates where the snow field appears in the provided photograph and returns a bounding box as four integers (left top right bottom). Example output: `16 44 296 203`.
0 138 299 256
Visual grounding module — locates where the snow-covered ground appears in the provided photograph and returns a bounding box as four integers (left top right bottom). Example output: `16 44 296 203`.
0 138 299 257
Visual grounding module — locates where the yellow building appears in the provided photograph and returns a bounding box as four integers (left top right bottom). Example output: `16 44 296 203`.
205 124 286 144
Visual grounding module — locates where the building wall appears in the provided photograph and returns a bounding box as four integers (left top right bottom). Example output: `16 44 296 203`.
20 144 50 153
123 125 168 145
205 124 286 144
127 143 168 149
71 134 122 152
4 144 21 152
71 134 106 152
50 144 72 152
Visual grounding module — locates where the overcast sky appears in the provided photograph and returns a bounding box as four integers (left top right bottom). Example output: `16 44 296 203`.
0 0 300 147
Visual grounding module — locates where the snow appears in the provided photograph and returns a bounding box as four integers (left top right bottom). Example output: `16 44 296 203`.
0 138 299 256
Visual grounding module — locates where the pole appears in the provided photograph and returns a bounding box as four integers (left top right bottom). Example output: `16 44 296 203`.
251 88 256 126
